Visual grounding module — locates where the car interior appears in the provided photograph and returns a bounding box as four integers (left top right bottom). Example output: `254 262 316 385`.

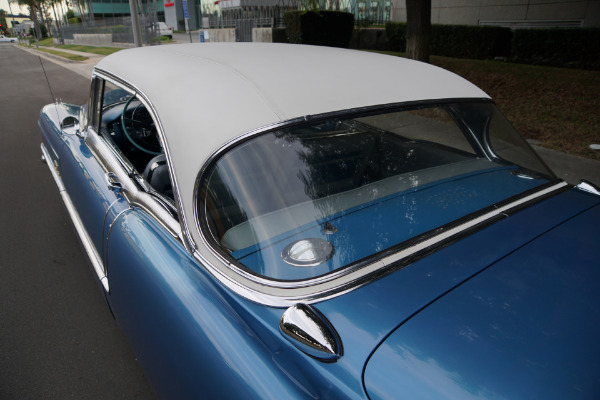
98 85 176 215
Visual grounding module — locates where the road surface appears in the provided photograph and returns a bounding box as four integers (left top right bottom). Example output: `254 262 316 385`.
0 43 156 400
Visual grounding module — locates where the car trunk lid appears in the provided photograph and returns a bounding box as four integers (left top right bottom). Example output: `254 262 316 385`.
362 195 600 399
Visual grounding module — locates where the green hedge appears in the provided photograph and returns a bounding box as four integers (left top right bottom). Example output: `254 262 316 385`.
512 28 600 69
385 22 406 52
431 25 512 59
284 10 354 48
385 22 511 59
385 22 600 69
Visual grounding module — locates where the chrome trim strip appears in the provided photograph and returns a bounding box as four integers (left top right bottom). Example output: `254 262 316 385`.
93 69 189 249
189 100 567 306
191 181 568 307
84 127 182 239
576 180 600 196
380 180 569 266
41 143 109 292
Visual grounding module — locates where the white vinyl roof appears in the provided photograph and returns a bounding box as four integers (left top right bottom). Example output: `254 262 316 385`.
94 43 489 254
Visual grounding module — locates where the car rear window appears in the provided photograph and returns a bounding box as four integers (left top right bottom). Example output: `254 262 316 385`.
197 102 553 280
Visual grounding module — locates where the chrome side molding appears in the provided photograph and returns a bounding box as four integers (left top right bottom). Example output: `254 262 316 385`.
576 180 600 196
40 143 109 292
279 304 342 362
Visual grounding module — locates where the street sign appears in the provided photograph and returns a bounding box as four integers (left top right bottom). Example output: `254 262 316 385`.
182 0 190 19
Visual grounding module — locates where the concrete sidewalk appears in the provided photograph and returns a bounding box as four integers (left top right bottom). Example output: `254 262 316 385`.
532 145 600 186
15 43 600 186
18 44 103 79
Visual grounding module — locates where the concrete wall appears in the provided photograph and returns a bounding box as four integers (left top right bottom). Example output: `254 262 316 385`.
58 34 135 48
390 0 600 28
200 28 236 42
63 33 113 47
252 28 272 43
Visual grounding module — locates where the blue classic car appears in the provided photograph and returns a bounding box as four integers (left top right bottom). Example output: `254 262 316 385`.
39 43 600 399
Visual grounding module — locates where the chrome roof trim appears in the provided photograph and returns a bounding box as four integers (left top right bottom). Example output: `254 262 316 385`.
92 68 191 250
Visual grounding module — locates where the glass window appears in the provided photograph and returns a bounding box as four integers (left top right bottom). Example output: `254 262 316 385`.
198 102 553 281
93 79 173 204
487 107 551 176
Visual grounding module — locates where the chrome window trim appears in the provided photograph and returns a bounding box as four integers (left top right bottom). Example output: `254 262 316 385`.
191 181 569 306
84 120 182 239
190 99 568 307
576 180 600 196
90 69 185 243
193 98 494 245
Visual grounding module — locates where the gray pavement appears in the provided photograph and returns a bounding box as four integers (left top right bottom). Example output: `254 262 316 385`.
0 43 156 400
533 145 600 186
18 44 102 79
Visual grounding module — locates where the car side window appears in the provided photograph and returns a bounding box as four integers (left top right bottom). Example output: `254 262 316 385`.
93 78 175 204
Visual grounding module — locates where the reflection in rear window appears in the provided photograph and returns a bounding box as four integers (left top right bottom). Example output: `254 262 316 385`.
198 102 552 280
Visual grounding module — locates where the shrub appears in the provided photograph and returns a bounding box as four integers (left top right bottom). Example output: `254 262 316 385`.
284 10 354 48
384 22 405 52
511 28 600 69
29 24 49 38
430 25 511 59
385 22 511 59
272 28 289 44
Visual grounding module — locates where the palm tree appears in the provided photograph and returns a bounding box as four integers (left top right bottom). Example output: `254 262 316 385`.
47 0 64 42
11 0 43 39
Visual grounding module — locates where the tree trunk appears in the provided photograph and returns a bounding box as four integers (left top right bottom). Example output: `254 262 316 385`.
76 0 87 26
29 4 43 40
51 2 63 44
87 0 95 22
38 3 46 27
405 0 431 63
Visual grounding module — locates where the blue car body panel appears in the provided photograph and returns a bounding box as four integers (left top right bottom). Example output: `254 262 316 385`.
105 209 359 399
105 185 598 399
39 104 128 263
316 189 600 399
39 98 600 399
363 201 600 399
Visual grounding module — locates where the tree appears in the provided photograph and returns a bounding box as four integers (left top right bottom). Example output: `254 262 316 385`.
0 9 8 35
405 0 431 63
11 0 43 39
48 0 64 43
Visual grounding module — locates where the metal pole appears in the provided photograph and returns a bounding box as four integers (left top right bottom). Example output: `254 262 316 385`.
129 0 143 46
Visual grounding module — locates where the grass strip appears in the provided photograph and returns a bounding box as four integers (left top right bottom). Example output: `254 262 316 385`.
37 47 89 61
38 37 55 46
59 44 122 55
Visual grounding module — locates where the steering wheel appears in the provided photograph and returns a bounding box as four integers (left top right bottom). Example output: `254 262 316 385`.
121 96 162 155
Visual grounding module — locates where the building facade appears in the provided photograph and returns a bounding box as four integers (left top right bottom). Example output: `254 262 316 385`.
390 0 600 28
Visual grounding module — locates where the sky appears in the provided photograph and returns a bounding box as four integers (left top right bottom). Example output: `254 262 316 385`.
1 0 30 16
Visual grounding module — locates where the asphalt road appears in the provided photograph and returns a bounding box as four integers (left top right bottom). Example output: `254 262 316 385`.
0 44 156 399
